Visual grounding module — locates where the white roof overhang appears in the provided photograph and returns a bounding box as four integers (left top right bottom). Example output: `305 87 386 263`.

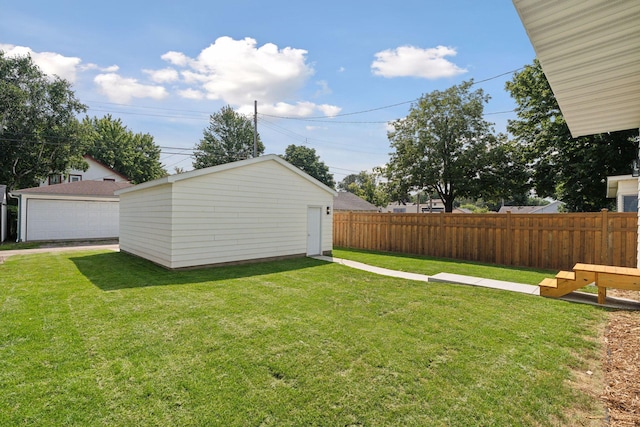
512 0 640 137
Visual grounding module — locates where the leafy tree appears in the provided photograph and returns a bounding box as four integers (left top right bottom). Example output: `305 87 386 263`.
458 203 490 213
506 60 637 212
385 80 499 212
476 136 531 208
338 170 388 207
83 115 166 184
193 105 264 168
0 51 87 191
282 144 335 188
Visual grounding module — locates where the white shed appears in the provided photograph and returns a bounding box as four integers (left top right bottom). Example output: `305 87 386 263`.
115 155 337 269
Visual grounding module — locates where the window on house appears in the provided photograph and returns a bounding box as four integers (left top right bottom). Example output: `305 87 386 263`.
622 195 638 212
69 175 82 182
103 178 116 182
49 175 62 185
393 208 406 213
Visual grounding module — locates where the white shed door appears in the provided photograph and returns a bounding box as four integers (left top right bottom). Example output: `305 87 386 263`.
307 207 322 256
26 199 119 241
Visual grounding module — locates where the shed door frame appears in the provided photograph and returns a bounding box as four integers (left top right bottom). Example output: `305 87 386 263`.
306 206 322 256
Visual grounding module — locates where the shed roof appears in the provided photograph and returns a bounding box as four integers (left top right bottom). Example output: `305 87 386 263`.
116 154 338 196
334 192 379 211
13 180 133 197
512 0 640 137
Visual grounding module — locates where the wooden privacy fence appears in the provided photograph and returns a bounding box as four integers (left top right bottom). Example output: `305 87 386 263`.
333 210 638 271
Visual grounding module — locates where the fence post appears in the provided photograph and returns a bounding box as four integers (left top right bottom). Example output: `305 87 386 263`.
601 208 609 265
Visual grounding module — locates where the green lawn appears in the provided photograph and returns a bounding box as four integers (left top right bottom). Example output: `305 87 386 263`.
0 250 607 426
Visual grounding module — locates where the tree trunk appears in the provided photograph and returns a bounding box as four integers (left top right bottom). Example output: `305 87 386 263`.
444 197 454 213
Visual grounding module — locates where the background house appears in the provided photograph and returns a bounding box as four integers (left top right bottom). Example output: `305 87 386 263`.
498 201 564 214
10 157 131 242
116 154 337 269
384 200 469 213
11 180 132 242
334 192 380 212
607 175 638 212
41 155 128 186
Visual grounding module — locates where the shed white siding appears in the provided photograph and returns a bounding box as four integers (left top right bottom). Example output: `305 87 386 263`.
119 183 173 267
117 155 335 269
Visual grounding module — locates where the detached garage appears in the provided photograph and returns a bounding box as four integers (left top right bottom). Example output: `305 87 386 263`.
115 155 337 269
12 181 132 242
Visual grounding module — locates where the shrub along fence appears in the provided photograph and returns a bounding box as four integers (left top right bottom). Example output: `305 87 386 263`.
333 210 638 271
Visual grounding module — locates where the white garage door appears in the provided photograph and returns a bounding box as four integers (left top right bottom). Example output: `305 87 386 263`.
26 199 119 241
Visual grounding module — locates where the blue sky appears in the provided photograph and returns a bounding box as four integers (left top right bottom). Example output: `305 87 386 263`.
1 0 535 182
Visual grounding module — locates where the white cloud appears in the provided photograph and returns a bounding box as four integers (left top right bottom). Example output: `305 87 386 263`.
385 122 397 133
0 44 82 82
161 51 190 67
178 88 205 100
314 80 331 97
237 100 341 118
318 104 341 117
306 125 328 131
94 73 168 103
371 45 467 79
143 67 179 83
152 36 339 116
81 63 120 73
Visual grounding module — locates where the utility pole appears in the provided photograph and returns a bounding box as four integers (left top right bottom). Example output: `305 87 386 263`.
253 100 258 157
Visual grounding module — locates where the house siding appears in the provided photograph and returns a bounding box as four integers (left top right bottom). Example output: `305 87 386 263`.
118 156 334 269
616 179 638 212
118 183 173 267
40 156 127 186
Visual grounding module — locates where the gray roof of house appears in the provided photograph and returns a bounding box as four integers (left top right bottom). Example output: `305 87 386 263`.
334 192 379 211
14 180 133 197
498 202 563 214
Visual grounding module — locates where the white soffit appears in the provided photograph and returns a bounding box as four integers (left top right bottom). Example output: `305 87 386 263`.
512 0 640 137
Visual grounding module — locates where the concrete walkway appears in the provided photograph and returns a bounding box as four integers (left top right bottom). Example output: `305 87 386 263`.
313 255 640 310
314 255 538 295
428 272 540 295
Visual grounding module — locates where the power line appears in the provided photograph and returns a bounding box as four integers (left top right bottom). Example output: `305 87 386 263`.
258 67 525 121
77 66 525 124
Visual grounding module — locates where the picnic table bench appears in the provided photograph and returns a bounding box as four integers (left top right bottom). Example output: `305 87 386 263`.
539 263 640 304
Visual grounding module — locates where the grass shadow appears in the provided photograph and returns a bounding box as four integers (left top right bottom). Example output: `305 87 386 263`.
70 251 326 291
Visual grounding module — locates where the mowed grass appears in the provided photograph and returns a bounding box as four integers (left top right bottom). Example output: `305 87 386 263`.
0 250 606 426
333 247 557 285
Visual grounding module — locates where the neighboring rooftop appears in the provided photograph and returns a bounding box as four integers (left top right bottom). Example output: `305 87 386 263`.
498 201 564 214
14 180 133 197
334 192 379 212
